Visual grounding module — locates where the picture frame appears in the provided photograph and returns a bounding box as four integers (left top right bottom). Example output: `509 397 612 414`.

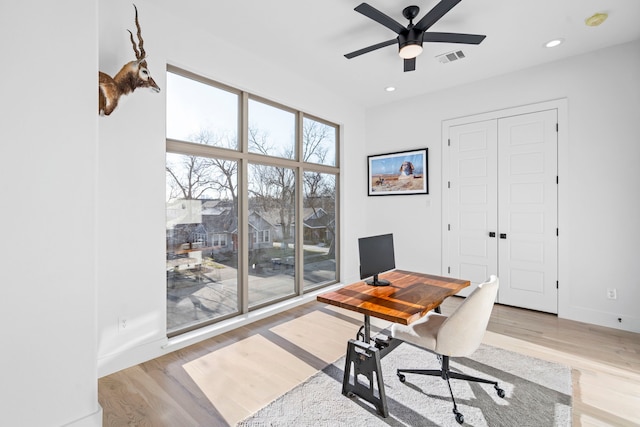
367 148 428 196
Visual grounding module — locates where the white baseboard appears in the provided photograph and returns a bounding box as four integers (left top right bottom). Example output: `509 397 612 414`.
62 406 102 427
559 305 639 333
97 282 345 377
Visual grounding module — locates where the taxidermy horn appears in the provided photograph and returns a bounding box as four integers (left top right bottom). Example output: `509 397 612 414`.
98 4 160 116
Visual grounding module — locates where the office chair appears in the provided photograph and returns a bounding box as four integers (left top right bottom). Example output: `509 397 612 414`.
391 275 503 424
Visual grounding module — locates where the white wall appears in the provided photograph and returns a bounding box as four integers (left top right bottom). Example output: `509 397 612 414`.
96 2 639 378
2 1 634 423
0 1 102 426
365 40 640 333
96 0 368 375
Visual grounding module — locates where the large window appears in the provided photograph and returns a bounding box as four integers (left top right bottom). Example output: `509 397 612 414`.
166 66 339 336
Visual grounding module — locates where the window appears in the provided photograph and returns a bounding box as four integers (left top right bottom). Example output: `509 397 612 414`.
166 66 339 336
165 152 239 333
303 117 336 166
303 171 337 288
252 230 269 244
166 71 238 149
248 98 296 159
212 234 227 247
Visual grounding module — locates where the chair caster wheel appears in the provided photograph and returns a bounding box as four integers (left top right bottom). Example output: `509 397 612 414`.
495 386 505 398
397 373 406 383
454 409 464 424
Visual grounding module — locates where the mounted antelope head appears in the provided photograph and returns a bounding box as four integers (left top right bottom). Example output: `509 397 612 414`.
99 4 160 116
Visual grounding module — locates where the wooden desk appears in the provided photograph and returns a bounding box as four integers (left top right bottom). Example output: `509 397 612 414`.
317 269 469 417
318 269 469 340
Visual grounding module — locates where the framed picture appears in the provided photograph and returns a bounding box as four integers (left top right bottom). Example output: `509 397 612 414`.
368 148 428 196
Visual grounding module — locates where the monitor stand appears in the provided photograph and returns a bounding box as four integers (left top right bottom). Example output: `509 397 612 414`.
365 274 390 286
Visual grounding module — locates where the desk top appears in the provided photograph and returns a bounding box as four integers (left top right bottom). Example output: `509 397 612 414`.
317 270 469 325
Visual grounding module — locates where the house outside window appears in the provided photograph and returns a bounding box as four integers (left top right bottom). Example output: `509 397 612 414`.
212 234 227 247
165 66 339 336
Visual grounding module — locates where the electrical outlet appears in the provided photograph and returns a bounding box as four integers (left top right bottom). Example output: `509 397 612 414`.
606 288 617 300
118 317 128 332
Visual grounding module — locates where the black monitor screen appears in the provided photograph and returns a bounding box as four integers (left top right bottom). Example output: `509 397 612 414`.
358 233 396 286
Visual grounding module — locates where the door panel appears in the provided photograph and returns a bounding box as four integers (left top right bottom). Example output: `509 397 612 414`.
447 121 498 297
444 109 558 313
497 110 558 312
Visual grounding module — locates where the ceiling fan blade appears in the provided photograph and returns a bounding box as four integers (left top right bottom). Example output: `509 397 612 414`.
404 57 416 72
414 0 462 32
423 32 486 44
355 3 405 34
344 38 397 59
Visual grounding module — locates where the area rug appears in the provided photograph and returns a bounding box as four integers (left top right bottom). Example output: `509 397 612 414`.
237 342 571 426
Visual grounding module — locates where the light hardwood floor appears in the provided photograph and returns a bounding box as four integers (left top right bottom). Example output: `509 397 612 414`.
98 298 640 426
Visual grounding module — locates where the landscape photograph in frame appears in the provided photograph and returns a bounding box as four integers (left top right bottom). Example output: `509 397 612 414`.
368 148 428 196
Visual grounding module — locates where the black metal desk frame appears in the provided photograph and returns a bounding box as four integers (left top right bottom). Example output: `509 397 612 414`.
342 308 441 417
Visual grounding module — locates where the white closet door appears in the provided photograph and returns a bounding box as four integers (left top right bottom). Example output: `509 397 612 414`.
497 110 558 312
447 120 498 297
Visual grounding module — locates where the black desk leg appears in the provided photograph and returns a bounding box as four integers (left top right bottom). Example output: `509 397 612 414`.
342 339 388 417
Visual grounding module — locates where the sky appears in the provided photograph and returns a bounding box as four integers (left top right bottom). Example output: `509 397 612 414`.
369 151 426 175
166 71 335 164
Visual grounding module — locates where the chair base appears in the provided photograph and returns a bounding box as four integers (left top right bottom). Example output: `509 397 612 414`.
397 355 505 425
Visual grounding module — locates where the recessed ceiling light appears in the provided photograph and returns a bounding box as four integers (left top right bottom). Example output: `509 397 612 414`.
545 39 563 48
385 86 396 92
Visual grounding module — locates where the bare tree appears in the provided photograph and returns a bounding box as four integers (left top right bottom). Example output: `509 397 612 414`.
304 172 336 256
247 119 336 256
302 119 336 255
166 154 217 201
248 127 273 156
302 119 331 164
166 129 238 204
248 164 295 248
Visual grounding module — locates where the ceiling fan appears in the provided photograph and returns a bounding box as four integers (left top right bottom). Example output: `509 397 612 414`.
344 0 486 72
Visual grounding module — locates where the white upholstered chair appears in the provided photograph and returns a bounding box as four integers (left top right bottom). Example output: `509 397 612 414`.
391 275 503 425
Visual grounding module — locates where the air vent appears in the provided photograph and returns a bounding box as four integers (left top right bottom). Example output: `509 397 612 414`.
436 50 466 64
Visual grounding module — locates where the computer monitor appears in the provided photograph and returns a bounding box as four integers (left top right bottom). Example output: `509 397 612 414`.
358 233 396 286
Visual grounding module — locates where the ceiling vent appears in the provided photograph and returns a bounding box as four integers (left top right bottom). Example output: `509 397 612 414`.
436 50 466 64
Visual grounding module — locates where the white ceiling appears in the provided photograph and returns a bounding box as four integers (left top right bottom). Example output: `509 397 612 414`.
166 0 640 108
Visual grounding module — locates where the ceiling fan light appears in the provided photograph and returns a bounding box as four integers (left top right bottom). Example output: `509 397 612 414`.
399 43 423 59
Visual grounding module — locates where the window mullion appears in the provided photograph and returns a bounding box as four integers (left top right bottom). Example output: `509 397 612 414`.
295 112 304 295
239 92 250 313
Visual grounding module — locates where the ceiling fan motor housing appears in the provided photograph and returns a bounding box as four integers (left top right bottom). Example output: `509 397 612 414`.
398 28 424 50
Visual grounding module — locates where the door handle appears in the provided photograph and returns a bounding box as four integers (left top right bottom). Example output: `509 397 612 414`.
500 233 507 239
489 232 496 238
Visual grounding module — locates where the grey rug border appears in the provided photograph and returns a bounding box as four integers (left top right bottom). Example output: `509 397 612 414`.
236 340 572 426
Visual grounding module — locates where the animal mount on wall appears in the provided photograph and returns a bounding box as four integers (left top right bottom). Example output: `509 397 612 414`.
99 4 160 116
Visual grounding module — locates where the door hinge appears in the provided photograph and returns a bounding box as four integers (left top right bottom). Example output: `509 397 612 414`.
556 281 559 289
448 224 451 231
448 266 451 274
556 175 559 184
448 181 451 189
448 138 451 146
556 228 559 236
556 123 559 132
